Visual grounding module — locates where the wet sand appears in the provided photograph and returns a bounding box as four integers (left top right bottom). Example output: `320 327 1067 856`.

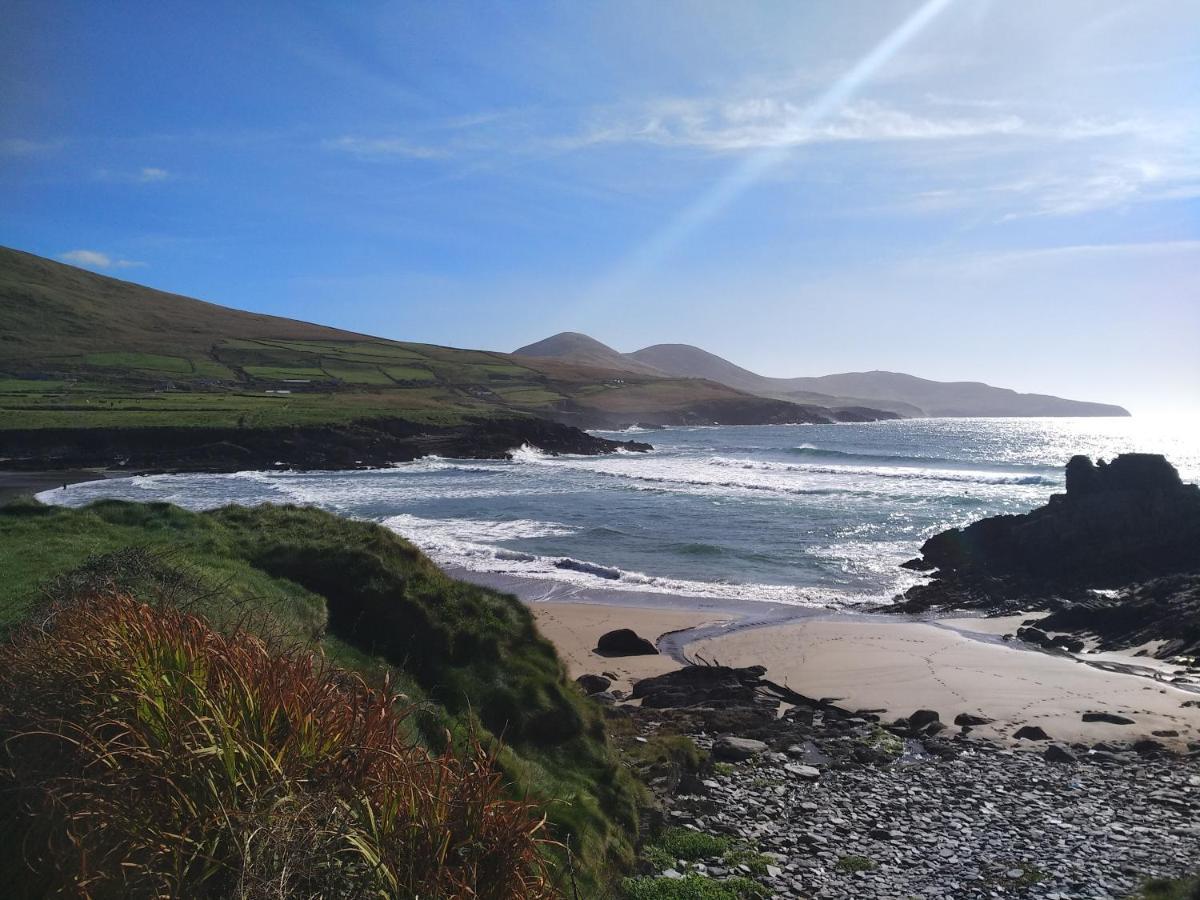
530 601 733 695
689 615 1200 747
0 470 118 506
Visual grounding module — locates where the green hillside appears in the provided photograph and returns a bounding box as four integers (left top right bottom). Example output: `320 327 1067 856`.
0 246 815 431
0 499 641 894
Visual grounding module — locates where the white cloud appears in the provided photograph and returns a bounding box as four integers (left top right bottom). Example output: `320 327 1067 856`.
138 166 171 182
59 250 147 270
323 135 443 160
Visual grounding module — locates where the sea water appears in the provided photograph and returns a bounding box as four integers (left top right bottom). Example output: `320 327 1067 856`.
39 417 1200 609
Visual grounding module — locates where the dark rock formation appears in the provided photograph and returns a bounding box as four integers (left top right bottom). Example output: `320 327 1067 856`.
630 665 768 708
903 454 1200 586
1013 725 1051 741
895 454 1200 658
595 628 659 657
1082 712 1135 725
0 415 651 473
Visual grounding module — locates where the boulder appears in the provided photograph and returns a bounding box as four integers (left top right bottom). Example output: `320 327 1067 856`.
1044 744 1077 764
596 628 658 656
908 709 941 731
1014 725 1051 741
954 712 994 727
630 664 769 709
713 735 768 761
784 763 821 780
1082 711 1135 725
575 673 612 694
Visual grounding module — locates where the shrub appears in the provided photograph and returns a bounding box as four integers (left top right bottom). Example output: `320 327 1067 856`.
654 827 732 861
0 590 557 898
1139 877 1200 900
836 854 876 873
621 874 769 899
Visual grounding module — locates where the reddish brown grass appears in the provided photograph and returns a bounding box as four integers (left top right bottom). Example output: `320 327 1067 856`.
0 590 558 898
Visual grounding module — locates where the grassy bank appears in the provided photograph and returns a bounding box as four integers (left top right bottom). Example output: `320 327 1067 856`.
0 499 642 895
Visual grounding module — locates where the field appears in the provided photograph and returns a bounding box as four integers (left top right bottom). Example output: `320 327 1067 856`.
0 246 783 432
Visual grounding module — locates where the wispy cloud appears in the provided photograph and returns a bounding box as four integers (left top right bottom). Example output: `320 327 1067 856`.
323 135 444 160
59 249 147 270
997 155 1200 218
94 166 174 184
0 137 66 156
564 99 1026 152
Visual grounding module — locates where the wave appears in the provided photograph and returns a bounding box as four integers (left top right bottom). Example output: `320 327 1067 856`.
786 445 1058 474
378 511 887 607
707 456 1058 487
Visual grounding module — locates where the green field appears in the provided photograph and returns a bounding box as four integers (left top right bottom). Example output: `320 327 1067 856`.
0 245 771 432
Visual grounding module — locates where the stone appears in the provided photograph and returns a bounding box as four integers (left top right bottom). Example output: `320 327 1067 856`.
713 735 769 761
908 709 941 731
575 673 612 694
1082 712 1135 725
954 712 994 727
1014 725 1051 741
784 763 821 780
595 628 658 656
1044 744 1077 764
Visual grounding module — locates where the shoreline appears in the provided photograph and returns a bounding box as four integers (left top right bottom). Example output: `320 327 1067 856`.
450 569 1200 748
15 466 1200 749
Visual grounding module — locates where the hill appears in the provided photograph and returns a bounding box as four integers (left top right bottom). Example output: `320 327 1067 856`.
517 332 1130 418
629 344 925 417
0 499 640 893
0 247 894 470
514 332 666 376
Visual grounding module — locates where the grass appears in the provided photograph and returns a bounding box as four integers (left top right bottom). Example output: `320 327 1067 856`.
0 499 643 894
82 351 194 372
621 875 769 899
0 590 557 897
652 828 731 862
1138 877 1200 899
0 245 776 432
835 855 876 873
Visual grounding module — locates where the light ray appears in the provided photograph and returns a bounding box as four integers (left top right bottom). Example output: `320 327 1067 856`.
598 0 957 298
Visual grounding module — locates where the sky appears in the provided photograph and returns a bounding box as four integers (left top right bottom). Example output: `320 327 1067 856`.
2 1 1198 415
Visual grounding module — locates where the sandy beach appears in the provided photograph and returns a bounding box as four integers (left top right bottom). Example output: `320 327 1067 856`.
530 597 1200 748
531 601 732 695
690 615 1200 746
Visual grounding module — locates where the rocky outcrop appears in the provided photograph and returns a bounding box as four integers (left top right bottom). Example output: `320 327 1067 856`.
904 454 1200 586
895 455 1200 658
0 416 651 473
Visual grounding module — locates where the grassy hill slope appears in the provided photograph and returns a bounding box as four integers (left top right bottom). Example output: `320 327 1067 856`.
0 247 844 435
0 498 641 894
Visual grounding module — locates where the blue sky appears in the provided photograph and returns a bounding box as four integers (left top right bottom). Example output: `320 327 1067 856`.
2 0 1197 414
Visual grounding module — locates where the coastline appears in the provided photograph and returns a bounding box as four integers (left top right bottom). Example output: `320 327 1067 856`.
16 462 1200 751
451 567 1200 749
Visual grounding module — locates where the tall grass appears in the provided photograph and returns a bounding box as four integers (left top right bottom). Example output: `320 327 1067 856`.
0 589 558 898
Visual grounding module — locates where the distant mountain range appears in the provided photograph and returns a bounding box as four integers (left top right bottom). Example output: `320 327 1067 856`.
514 332 1130 418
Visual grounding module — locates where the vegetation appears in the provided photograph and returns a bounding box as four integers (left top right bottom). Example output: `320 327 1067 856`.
835 855 877 874
0 591 555 898
621 875 769 899
1139 877 1200 900
0 499 642 895
0 246 769 431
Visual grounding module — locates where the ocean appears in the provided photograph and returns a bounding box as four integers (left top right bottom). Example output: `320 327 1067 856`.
39 417 1199 610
